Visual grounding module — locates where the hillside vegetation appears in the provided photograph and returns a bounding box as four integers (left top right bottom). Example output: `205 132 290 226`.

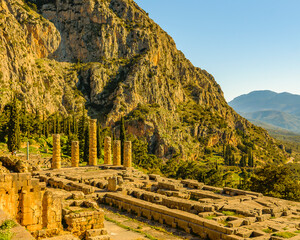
0 0 288 165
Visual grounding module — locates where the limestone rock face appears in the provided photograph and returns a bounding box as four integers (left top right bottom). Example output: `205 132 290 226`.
1 0 287 161
0 0 84 113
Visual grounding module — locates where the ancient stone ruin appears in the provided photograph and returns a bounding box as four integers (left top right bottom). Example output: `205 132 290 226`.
113 140 121 166
123 141 132 168
104 136 111 165
51 134 61 169
71 141 79 168
0 133 299 240
88 119 97 166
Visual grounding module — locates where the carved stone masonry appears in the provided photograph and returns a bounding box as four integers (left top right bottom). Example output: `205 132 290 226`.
104 136 111 165
52 134 61 169
113 140 121 166
89 119 97 166
123 141 132 168
71 141 80 167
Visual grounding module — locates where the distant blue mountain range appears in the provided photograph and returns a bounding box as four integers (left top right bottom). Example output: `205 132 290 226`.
229 90 300 133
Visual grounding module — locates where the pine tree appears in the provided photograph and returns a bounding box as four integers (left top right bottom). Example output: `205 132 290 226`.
7 97 21 153
247 148 254 167
42 112 45 136
78 106 86 158
45 121 49 138
72 113 76 134
57 113 61 134
97 122 102 159
224 145 231 166
67 117 72 137
83 127 89 162
120 116 126 163
34 109 42 137
53 114 57 134
19 101 28 137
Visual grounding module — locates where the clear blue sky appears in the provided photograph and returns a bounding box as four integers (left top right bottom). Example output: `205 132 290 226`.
135 0 300 102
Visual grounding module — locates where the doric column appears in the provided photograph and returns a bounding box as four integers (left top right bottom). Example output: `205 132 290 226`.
71 141 79 167
89 119 97 166
123 141 132 168
104 136 111 165
52 134 61 169
113 140 121 166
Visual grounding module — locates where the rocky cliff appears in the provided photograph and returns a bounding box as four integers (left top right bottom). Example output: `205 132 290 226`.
0 0 287 162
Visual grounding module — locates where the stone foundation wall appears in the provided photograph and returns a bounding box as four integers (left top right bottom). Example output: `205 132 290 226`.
64 210 104 238
0 173 62 234
103 193 242 240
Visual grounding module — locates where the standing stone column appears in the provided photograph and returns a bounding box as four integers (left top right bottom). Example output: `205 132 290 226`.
123 141 132 168
113 140 121 166
89 119 97 166
104 136 111 165
52 134 61 169
71 141 79 167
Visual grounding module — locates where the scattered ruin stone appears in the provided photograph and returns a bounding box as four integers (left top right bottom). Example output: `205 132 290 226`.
32 167 300 240
113 140 121 166
0 156 28 172
123 141 132 168
104 136 111 165
88 119 97 166
71 141 79 167
0 161 300 240
107 177 118 192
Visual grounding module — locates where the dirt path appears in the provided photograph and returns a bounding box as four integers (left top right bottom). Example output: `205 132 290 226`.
101 205 201 240
104 220 147 240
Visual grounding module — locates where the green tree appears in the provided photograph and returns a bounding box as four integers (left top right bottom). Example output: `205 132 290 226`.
7 97 21 153
247 148 254 167
249 164 300 201
132 137 161 170
78 107 86 158
83 127 89 163
34 109 42 137
224 145 232 166
0 105 10 142
239 154 247 167
97 122 102 159
19 101 28 137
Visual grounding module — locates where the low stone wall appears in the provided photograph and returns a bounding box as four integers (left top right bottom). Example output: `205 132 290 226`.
39 175 95 195
103 192 248 240
64 210 104 238
0 173 62 235
181 179 204 189
223 187 263 197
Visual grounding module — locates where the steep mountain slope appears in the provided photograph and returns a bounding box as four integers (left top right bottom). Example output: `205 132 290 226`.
0 0 287 162
0 0 85 113
230 90 300 117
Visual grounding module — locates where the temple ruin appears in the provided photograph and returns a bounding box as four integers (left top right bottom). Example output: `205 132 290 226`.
104 136 111 165
113 140 121 166
88 119 97 166
71 141 79 167
51 134 61 169
0 133 299 240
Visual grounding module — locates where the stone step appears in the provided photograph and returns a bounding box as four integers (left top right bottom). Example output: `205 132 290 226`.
86 235 111 240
